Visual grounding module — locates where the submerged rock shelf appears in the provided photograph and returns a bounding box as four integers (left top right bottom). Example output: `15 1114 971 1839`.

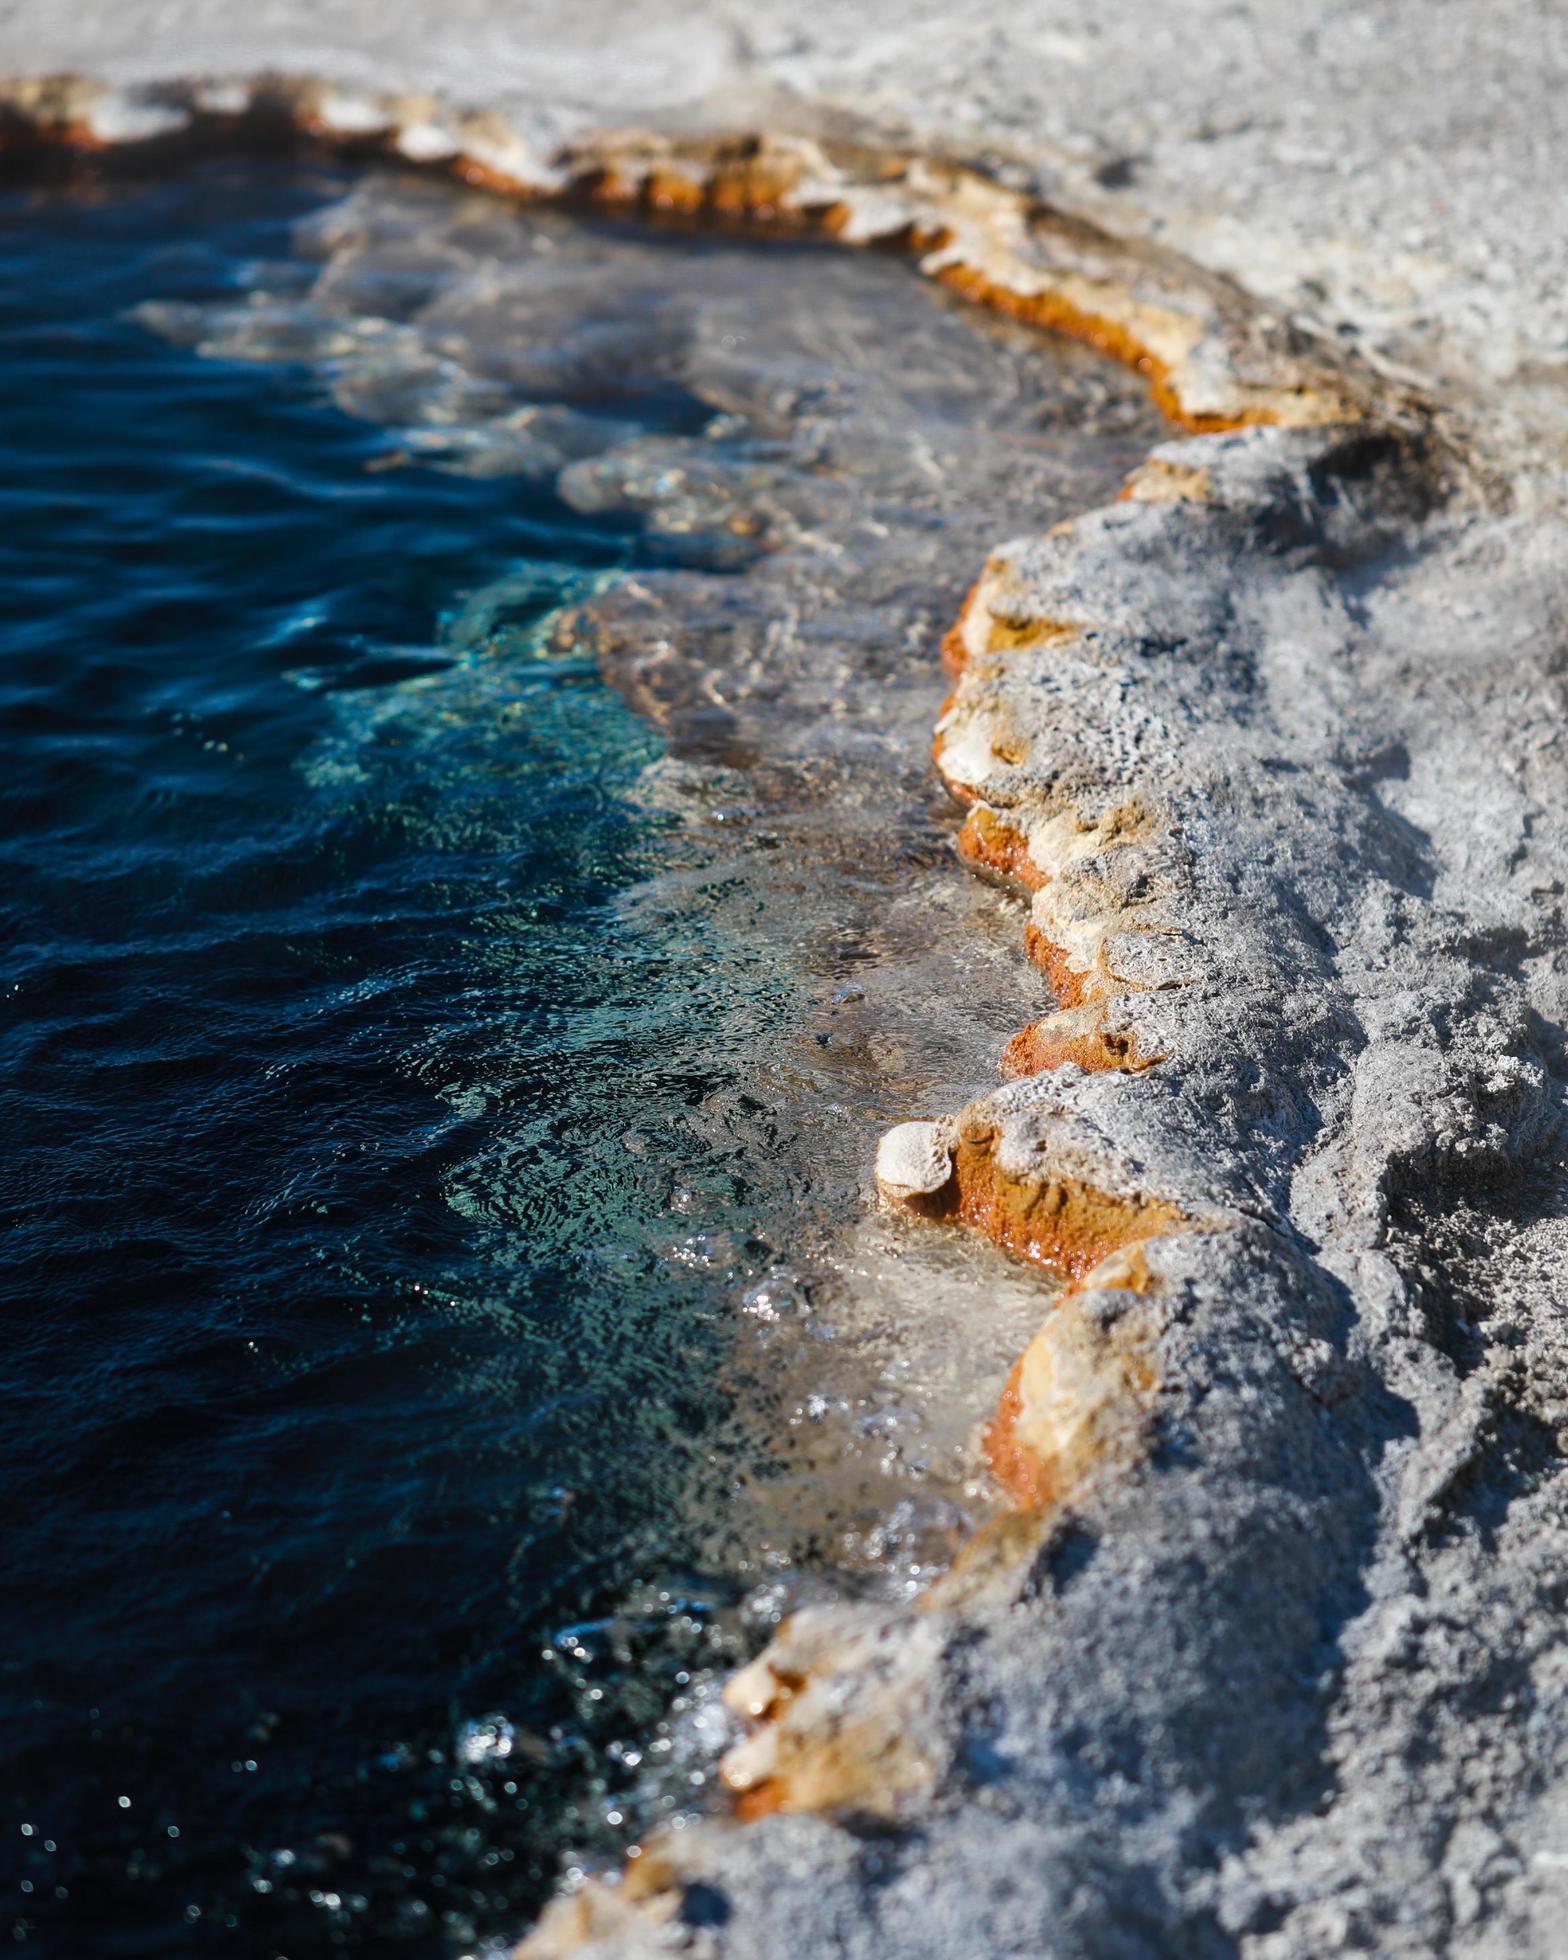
5 56 1568 1960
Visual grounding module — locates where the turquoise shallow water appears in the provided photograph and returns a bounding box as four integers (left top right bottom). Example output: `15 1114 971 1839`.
0 157 1164 1957
0 163 812 1956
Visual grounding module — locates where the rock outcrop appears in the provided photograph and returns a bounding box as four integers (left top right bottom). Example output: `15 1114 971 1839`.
523 415 1568 1956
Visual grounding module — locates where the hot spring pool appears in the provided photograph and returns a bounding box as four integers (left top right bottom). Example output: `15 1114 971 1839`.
0 159 1161 1953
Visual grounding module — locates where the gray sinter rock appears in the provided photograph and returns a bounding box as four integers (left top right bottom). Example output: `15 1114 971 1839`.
527 423 1568 1957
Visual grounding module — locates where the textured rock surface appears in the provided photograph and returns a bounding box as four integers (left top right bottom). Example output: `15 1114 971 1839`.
526 418 1568 1958
6 6 1568 1955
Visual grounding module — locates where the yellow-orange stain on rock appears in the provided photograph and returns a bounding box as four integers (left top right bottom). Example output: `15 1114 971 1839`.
983 1257 1160 1508
1001 1006 1158 1078
957 803 1048 890
1023 921 1093 1006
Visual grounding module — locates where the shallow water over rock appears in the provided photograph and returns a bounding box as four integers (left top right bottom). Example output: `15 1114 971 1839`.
0 160 1162 1953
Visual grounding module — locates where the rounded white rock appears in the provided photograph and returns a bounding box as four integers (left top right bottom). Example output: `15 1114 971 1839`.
874 1119 955 1201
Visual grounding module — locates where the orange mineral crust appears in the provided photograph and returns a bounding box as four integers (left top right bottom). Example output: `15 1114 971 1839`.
947 1129 1180 1281
875 1093 1186 1517
878 1106 1184 1284
1000 1008 1156 1077
1023 923 1093 1006
956 803 1047 891
983 1254 1160 1509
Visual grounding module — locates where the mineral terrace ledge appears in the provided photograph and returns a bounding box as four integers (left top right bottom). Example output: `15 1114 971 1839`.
0 71 1447 445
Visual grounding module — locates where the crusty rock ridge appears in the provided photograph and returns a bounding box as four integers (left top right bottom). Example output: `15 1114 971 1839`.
525 419 1568 1956
0 71 1389 436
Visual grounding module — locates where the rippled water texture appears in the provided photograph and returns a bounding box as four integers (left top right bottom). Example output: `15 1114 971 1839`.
0 162 1163 1954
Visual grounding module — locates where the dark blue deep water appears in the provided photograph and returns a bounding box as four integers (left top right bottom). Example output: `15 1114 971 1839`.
0 151 1167 1957
0 166 802 1956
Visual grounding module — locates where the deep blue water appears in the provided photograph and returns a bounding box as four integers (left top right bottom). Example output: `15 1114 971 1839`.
0 165 806 1956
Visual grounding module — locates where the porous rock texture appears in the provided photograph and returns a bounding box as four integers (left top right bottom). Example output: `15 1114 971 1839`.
7 6 1568 1955
548 420 1568 1960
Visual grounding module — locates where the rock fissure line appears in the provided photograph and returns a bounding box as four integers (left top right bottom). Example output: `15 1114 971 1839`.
10 68 1567 1959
